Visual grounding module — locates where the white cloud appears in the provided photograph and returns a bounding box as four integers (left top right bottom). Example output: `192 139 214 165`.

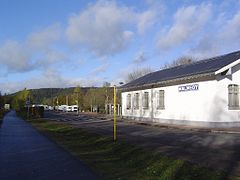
90 63 109 76
158 3 211 51
187 10 240 58
132 51 147 64
66 1 135 56
0 40 34 73
0 24 66 74
26 24 61 50
219 12 240 46
186 34 218 59
0 69 104 94
66 1 159 56
137 9 157 35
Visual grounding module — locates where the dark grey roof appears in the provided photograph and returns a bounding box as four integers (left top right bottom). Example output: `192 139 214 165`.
122 50 240 89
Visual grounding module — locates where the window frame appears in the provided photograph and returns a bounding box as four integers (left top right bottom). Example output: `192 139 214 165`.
228 84 240 110
133 93 140 110
126 94 131 110
157 90 165 110
142 92 149 109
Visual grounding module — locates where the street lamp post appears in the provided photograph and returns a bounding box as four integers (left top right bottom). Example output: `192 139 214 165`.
113 82 124 141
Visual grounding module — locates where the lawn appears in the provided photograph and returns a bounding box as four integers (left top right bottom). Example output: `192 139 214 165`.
27 119 226 180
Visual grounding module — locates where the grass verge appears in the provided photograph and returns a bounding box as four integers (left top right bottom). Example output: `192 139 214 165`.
0 109 9 123
27 119 226 180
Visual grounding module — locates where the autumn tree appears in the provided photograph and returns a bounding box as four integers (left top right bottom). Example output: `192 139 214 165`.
11 88 30 110
73 86 83 110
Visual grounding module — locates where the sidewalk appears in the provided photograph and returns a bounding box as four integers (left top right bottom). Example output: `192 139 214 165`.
0 111 98 180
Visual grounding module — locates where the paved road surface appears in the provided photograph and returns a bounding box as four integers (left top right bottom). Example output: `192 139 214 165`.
45 111 240 177
0 111 99 180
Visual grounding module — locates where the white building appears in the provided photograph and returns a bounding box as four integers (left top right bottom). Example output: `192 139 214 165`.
121 51 240 127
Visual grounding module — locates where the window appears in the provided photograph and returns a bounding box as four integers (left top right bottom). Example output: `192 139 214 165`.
228 84 239 109
134 93 139 109
157 90 165 109
143 92 149 109
126 94 131 109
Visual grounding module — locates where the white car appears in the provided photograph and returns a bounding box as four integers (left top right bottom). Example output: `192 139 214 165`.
66 106 72 112
71 105 78 112
48 106 53 110
58 105 67 111
43 105 49 111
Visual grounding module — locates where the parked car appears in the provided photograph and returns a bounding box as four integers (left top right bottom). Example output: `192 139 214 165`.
58 105 67 111
66 106 72 112
71 105 78 112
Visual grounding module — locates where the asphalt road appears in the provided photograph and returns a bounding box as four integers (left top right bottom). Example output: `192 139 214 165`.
44 111 240 177
0 111 99 180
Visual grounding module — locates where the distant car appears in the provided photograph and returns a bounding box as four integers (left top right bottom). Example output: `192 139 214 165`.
71 105 78 112
4 104 10 110
48 106 53 110
58 105 67 111
62 106 72 112
66 106 72 112
43 105 49 111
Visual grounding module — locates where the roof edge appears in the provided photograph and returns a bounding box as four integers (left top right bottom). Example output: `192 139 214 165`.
215 58 240 75
120 72 215 92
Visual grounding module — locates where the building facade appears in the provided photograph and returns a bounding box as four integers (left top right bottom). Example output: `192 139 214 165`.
121 51 240 127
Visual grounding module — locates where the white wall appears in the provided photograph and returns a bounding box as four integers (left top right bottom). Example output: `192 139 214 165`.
122 64 240 123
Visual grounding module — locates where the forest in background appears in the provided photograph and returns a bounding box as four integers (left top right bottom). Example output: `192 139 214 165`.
2 85 119 113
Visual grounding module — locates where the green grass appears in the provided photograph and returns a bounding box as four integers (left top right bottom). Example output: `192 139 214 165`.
27 119 226 180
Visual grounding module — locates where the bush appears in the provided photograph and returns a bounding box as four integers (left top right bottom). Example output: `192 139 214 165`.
17 106 44 119
29 106 44 118
0 108 9 124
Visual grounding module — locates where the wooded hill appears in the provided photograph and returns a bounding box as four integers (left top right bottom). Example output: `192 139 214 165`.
4 86 117 113
29 87 97 104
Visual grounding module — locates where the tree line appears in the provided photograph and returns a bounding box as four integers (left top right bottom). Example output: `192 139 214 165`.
3 85 119 113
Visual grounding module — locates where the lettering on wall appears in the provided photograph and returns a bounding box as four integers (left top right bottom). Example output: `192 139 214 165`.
178 84 199 92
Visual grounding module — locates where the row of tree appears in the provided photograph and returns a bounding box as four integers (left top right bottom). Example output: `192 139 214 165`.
4 85 118 113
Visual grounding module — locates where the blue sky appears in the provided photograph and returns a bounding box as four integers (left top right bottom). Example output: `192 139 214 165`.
0 0 240 93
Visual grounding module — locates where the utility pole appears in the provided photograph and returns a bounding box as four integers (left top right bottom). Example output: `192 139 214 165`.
113 85 117 141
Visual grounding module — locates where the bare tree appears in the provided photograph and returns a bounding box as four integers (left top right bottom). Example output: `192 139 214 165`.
126 67 153 83
162 56 197 69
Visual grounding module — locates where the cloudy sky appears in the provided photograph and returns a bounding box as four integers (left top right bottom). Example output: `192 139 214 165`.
0 0 240 93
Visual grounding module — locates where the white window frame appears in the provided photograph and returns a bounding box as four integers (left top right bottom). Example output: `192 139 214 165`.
228 84 239 110
157 90 165 110
126 94 131 109
133 93 139 109
142 92 149 109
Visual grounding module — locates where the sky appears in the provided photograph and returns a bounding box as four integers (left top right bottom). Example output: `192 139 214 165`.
0 0 240 94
